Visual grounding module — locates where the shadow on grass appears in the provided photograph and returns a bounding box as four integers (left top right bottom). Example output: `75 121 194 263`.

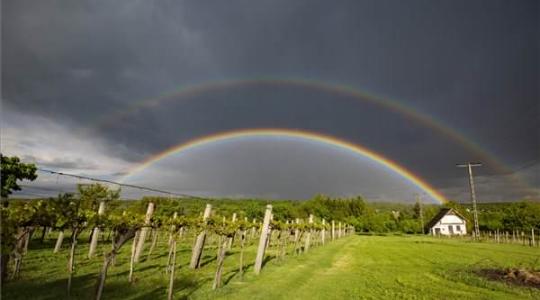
3 273 95 300
114 263 163 277
223 262 255 285
261 254 276 269
100 279 164 300
198 251 235 268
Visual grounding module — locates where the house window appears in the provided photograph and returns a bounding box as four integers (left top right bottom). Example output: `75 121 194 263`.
456 225 461 232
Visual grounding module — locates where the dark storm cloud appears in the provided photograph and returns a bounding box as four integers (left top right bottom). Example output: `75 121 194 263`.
2 0 538 201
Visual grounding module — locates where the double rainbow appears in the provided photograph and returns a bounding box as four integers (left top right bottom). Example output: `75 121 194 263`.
95 78 509 175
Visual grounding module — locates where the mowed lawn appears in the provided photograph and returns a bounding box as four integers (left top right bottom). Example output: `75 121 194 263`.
3 234 539 300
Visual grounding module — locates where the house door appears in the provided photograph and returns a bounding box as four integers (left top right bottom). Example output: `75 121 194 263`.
448 225 454 234
435 228 441 235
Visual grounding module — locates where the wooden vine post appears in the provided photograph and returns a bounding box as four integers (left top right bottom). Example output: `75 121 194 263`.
88 201 106 258
129 231 140 283
338 222 342 238
304 214 313 252
293 218 302 255
189 204 212 269
212 217 236 290
95 221 142 300
239 218 248 279
265 213 274 251
168 212 178 247
166 215 187 300
167 236 177 300
254 204 272 275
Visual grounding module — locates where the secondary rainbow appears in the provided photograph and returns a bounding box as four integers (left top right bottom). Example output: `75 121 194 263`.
120 128 448 204
93 78 513 178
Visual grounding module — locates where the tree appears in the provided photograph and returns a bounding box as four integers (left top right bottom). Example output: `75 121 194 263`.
1 154 37 199
502 201 540 231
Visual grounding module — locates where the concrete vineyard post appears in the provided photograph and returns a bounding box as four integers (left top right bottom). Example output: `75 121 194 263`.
294 218 300 244
227 213 237 250
250 218 257 241
321 219 326 245
254 204 272 275
134 202 155 263
189 204 212 269
304 214 313 252
88 201 106 258
332 220 335 241
243 216 250 244
53 230 64 253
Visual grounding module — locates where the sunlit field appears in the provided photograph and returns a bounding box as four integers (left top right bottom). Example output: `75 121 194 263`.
3 233 539 300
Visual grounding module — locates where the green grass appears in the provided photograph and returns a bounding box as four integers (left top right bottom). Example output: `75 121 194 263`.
3 234 539 299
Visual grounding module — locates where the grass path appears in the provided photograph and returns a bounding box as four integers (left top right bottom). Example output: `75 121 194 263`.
203 236 539 300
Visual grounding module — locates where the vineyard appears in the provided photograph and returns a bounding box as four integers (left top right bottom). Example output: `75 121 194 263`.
1 174 539 299
2 230 539 299
1 184 355 299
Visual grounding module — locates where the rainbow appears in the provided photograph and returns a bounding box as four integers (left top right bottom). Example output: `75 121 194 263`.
120 128 449 204
94 78 511 176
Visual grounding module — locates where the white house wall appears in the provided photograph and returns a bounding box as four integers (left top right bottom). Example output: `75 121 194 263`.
430 214 467 236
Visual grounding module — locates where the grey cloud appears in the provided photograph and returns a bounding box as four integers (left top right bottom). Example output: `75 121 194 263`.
2 0 538 201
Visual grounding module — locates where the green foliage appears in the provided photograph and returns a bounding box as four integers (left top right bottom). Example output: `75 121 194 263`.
77 183 120 211
270 220 289 231
1 154 37 198
1 203 36 254
49 193 78 230
502 201 540 231
207 217 238 237
104 211 146 234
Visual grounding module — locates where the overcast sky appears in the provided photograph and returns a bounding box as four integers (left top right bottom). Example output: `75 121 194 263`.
2 0 538 202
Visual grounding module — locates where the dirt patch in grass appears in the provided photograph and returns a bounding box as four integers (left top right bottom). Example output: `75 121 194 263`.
475 268 540 289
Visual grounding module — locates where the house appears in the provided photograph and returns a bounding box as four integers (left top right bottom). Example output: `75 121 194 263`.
426 208 467 236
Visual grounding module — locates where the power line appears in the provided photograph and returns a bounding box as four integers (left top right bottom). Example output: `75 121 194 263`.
36 168 203 199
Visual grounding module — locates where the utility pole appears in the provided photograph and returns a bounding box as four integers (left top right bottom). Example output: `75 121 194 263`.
457 162 482 238
416 194 425 234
